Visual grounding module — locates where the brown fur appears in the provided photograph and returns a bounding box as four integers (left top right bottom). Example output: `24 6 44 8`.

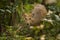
23 4 47 26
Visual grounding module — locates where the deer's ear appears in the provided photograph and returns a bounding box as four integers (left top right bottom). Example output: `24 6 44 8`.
22 13 27 17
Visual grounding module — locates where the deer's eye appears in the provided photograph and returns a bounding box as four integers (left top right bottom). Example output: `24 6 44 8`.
27 23 29 25
29 18 31 20
25 18 27 20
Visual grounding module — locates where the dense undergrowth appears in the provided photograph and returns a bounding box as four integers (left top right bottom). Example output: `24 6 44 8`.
0 0 60 40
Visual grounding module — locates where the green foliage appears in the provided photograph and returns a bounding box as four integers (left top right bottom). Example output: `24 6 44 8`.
0 0 60 40
24 4 34 13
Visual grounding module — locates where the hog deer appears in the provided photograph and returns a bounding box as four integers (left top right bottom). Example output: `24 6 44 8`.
23 4 47 26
